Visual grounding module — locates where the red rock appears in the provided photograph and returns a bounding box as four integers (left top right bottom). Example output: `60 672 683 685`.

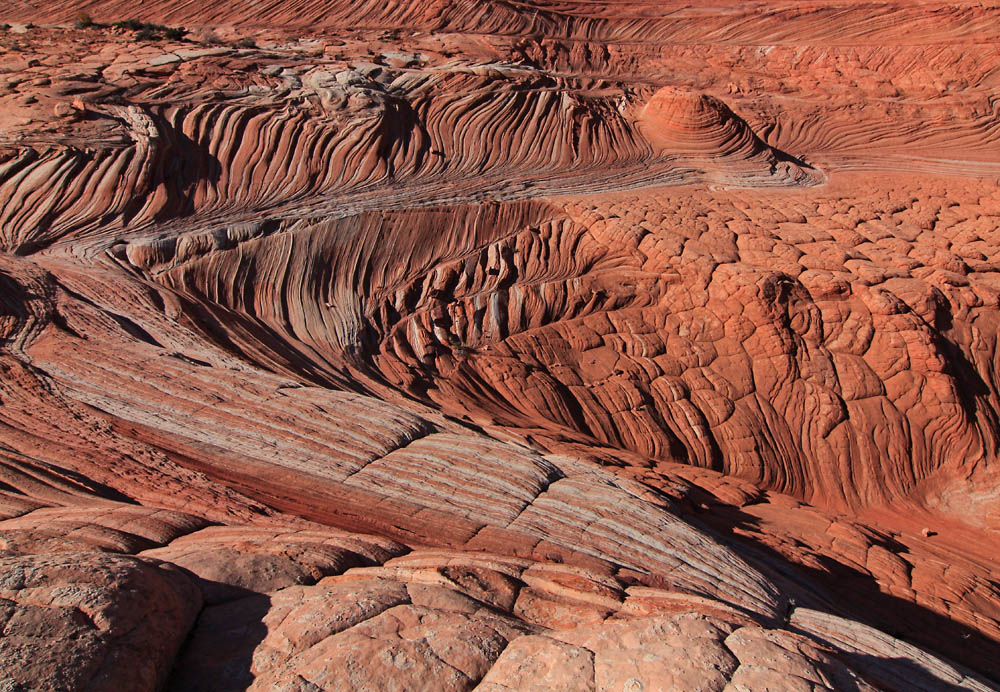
2 2 1000 689
0 552 201 692
141 526 407 603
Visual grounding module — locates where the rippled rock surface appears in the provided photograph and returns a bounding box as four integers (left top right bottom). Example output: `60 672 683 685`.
2 2 1000 690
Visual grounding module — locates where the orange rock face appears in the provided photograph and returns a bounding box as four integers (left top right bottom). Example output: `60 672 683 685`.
3 1 1000 690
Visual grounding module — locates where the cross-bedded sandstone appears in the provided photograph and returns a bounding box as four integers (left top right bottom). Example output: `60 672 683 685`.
3 2 1000 690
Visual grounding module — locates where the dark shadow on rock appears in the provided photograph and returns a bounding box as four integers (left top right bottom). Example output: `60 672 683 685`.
118 108 224 227
165 584 271 692
832 653 990 692
771 144 814 171
683 498 1000 688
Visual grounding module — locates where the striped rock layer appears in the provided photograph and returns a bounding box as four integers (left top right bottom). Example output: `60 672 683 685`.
2 1 1000 690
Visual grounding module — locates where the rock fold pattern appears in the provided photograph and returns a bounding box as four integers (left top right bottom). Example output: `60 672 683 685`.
2 1 1000 690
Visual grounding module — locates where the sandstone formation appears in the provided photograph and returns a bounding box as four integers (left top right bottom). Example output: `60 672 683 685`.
2 1 1000 690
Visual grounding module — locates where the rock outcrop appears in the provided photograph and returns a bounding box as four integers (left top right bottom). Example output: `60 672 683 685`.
2 1 1000 690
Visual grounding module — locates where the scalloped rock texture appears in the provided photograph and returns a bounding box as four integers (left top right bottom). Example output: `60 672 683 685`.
2 1 1000 691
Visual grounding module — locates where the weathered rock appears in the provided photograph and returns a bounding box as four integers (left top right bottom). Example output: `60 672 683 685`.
0 552 201 692
141 526 408 603
1 2 1000 690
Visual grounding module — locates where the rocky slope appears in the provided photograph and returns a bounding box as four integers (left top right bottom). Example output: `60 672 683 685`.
2 2 1000 690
